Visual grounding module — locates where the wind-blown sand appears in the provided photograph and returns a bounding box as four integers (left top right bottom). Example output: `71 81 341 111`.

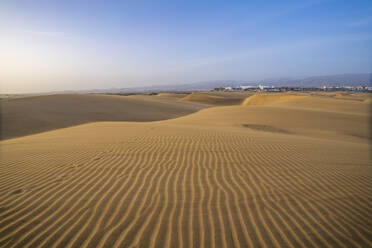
0 92 371 247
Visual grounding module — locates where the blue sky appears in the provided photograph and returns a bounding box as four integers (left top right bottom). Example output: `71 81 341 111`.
1 0 371 93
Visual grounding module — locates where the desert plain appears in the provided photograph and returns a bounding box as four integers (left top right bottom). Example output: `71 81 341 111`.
0 91 371 247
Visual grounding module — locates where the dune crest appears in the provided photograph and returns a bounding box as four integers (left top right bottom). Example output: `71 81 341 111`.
157 93 188 98
181 92 247 105
242 93 307 106
181 92 227 104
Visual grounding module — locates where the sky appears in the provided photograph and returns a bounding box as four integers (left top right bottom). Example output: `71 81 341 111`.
1 0 372 93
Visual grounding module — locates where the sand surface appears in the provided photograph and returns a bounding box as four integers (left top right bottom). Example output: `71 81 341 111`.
181 91 253 105
0 92 371 247
0 94 206 140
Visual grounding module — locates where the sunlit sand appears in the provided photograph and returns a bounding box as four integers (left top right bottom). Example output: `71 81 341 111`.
0 92 371 247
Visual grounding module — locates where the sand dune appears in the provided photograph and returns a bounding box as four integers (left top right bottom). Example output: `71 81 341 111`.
0 93 371 247
0 94 205 140
277 94 370 114
181 92 251 105
242 93 307 106
157 93 189 98
310 91 370 102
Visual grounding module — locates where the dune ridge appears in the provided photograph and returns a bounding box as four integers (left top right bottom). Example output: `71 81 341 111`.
242 93 307 106
182 92 226 103
181 92 249 105
156 93 188 98
0 93 371 247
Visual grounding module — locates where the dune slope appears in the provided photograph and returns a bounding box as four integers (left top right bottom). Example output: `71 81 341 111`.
242 93 307 106
181 92 251 105
0 94 205 140
0 93 371 247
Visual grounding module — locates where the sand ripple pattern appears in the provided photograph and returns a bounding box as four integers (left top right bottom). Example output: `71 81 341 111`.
0 129 371 248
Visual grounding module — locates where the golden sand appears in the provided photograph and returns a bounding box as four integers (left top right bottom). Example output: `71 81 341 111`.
156 93 188 98
0 92 371 247
242 93 307 106
181 92 251 105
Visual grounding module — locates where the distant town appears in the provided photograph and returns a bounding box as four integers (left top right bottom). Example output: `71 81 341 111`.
214 84 372 92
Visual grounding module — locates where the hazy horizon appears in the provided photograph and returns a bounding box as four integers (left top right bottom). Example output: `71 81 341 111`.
1 72 372 95
1 0 372 94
